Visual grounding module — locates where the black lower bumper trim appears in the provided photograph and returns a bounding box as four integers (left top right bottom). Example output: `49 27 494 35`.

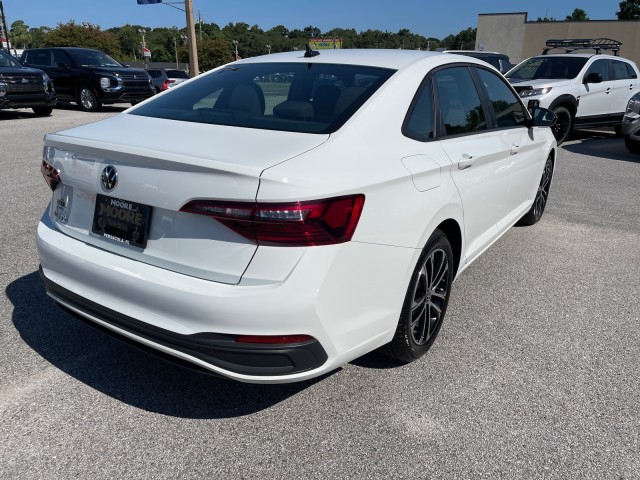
39 267 328 377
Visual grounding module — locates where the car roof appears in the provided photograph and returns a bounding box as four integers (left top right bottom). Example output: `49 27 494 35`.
531 53 624 60
237 49 447 70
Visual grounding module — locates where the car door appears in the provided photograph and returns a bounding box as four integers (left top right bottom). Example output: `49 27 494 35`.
49 50 75 99
474 66 549 229
577 59 612 121
433 65 511 263
610 59 640 119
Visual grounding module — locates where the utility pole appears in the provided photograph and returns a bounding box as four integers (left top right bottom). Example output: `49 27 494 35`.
184 0 199 75
0 0 10 53
198 8 202 42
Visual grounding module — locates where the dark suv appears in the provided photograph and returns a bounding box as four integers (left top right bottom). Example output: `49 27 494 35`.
21 47 155 111
0 49 56 115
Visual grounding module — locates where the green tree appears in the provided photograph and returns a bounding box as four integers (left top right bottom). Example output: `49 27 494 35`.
566 8 589 20
535 16 557 22
9 20 30 49
617 0 640 18
45 22 122 57
28 26 51 48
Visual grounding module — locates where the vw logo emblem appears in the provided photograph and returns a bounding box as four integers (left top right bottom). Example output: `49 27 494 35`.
101 165 118 191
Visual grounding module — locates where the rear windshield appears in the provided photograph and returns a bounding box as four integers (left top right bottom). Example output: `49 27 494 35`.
130 62 396 134
507 56 588 80
166 69 190 79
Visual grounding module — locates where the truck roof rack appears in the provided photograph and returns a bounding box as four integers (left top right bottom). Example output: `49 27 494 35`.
542 38 622 56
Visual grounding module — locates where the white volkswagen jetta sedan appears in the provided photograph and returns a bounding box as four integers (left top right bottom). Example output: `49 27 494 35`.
37 49 557 383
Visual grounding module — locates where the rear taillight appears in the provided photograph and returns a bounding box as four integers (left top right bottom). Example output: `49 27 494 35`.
161 79 170 91
41 160 61 191
180 194 365 247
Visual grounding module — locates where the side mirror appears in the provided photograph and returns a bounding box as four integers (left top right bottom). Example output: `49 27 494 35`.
57 63 70 69
584 72 603 84
526 107 557 128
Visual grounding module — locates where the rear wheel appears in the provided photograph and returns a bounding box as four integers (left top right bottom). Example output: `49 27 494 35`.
77 85 100 112
381 229 453 363
519 153 554 226
625 137 640 154
551 106 572 145
32 107 52 116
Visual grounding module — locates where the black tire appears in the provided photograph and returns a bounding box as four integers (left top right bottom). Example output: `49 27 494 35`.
551 106 572 145
519 153 554 226
614 125 623 137
381 229 453 363
32 107 53 116
625 137 640 154
77 84 101 112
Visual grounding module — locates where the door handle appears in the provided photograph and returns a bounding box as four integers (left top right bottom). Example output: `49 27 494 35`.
510 143 520 155
458 153 474 170
606 88 612 94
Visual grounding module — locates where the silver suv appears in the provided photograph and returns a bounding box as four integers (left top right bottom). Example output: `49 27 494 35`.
506 40 640 144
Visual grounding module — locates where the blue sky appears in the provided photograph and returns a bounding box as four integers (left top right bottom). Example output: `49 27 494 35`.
2 0 623 39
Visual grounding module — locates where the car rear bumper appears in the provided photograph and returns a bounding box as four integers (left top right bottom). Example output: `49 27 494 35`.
37 210 414 383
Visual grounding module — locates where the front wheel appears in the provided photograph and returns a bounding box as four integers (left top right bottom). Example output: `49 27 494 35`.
381 229 453 363
519 153 554 226
77 85 101 112
551 106 572 145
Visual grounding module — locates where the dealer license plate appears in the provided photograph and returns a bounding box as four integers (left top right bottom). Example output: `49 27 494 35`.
91 194 151 249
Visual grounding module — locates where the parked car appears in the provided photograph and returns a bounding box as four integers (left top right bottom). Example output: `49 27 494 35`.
37 49 557 383
147 68 190 93
21 47 155 111
444 50 513 73
505 40 640 144
623 91 640 153
0 49 56 115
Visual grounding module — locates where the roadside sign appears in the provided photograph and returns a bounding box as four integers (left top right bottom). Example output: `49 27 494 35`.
143 47 151 58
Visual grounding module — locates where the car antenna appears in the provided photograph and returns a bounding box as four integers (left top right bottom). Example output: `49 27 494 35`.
304 44 320 58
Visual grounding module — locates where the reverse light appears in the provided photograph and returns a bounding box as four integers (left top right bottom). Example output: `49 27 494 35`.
180 194 365 247
235 335 314 344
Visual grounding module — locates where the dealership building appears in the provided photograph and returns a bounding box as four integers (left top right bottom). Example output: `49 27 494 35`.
475 12 640 66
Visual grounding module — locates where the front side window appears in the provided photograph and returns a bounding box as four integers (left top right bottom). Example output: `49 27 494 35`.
586 59 610 81
434 67 486 135
477 68 527 128
131 62 396 134
53 50 72 67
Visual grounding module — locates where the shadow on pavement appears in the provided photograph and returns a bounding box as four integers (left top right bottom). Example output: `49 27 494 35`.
562 130 640 164
6 271 328 419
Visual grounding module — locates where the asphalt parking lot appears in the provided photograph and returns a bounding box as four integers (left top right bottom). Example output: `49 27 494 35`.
1 106 639 479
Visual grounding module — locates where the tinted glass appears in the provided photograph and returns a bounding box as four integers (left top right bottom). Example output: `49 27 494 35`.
507 56 588 80
68 50 122 67
477 68 526 128
586 59 610 81
626 63 638 79
53 50 72 67
26 50 52 67
0 50 22 68
131 62 396 134
166 69 190 79
403 80 435 141
612 60 631 80
434 67 486 135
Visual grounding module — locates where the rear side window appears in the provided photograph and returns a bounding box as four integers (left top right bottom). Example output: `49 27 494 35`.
626 63 638 79
434 67 486 135
477 68 526 128
166 69 190 79
403 79 435 141
612 60 631 80
130 62 396 134
26 50 52 67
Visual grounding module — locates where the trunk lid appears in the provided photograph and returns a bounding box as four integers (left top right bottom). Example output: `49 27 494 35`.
45 113 328 284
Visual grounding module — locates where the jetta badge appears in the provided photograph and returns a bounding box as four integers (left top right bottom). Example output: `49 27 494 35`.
101 165 118 191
